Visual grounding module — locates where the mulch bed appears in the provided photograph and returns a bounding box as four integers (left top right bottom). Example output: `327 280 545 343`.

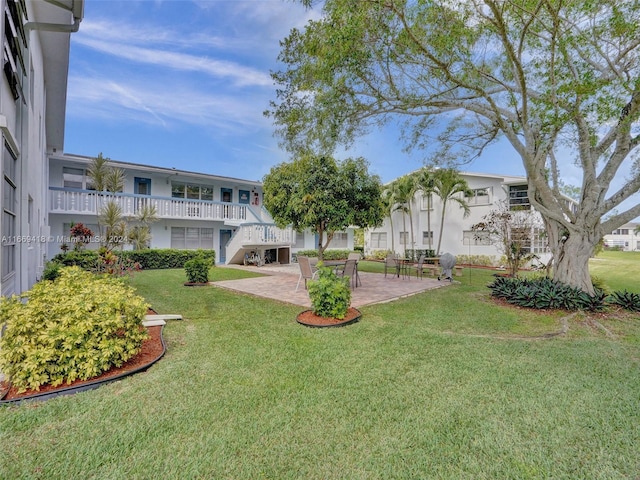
297 307 362 327
0 325 164 402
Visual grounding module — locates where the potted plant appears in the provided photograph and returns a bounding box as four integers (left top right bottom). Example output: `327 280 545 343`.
184 255 211 286
297 264 361 327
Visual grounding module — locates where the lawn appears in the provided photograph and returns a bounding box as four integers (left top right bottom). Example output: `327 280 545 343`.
1 252 639 478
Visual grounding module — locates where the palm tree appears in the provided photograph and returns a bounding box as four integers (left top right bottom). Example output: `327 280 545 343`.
391 174 421 258
417 167 436 252
432 168 473 254
380 187 396 252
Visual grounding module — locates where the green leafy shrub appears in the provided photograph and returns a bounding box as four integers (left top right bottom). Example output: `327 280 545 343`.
295 249 353 261
184 255 211 283
41 260 63 282
404 249 436 261
53 248 216 270
307 265 351 319
608 290 640 312
454 254 497 266
0 266 149 393
487 276 607 312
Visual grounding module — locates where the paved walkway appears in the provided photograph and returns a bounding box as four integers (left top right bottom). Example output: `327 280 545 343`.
214 264 455 308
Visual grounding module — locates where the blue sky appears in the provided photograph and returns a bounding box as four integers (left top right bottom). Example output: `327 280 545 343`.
64 0 532 185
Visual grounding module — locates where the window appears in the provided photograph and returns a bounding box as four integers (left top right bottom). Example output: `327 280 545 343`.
509 185 530 210
186 184 200 200
420 195 432 210
2 143 17 278
63 167 95 190
530 227 548 254
201 186 214 201
613 229 629 235
293 231 305 249
469 187 491 205
170 227 214 249
422 231 433 243
399 231 409 245
171 182 215 200
370 232 387 249
329 232 348 248
463 230 492 246
3 1 27 101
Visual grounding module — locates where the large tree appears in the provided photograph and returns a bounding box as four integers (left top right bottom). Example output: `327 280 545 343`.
267 0 640 294
263 154 384 260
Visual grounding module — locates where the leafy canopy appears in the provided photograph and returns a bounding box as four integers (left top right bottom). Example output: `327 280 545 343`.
268 0 640 293
262 154 383 257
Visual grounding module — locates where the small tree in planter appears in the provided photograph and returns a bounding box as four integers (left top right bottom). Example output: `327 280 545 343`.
184 255 211 285
307 265 352 319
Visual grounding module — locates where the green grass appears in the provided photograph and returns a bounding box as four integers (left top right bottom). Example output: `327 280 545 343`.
1 258 639 479
589 250 640 292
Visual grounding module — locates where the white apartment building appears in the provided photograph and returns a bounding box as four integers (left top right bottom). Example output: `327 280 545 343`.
1 0 83 296
48 153 355 266
603 222 639 251
48 153 296 265
365 171 553 265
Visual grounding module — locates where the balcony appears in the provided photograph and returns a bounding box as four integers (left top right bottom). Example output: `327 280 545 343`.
49 187 261 224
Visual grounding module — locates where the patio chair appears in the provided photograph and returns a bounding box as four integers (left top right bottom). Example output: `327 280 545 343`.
295 256 319 292
410 254 426 279
384 253 400 278
338 258 359 288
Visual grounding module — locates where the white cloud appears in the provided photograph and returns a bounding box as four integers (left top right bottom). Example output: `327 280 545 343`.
74 36 272 87
67 75 270 132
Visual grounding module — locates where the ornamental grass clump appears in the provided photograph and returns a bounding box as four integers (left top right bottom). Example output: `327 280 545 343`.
0 266 149 393
307 265 351 319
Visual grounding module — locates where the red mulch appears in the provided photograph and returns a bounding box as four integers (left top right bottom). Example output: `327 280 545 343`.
297 307 361 327
0 325 164 401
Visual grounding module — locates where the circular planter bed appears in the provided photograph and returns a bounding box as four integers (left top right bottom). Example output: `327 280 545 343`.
0 325 166 405
296 307 362 328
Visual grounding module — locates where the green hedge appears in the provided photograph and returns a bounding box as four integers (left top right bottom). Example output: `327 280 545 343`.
52 248 216 270
295 249 354 260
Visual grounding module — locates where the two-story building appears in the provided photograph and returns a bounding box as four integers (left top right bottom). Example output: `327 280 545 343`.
365 171 553 265
603 222 639 251
48 153 303 266
1 0 83 296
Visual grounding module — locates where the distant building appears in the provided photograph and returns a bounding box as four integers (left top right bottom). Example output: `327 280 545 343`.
364 171 575 266
1 0 84 296
603 223 639 251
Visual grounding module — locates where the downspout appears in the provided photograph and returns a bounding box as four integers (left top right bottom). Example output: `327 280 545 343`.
24 0 84 33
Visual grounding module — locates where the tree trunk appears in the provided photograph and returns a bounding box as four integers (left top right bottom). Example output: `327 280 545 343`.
545 218 597 295
427 194 432 251
436 202 447 255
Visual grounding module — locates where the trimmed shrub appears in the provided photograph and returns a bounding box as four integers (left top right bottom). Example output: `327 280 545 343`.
184 255 211 283
0 266 149 393
404 249 436 261
53 248 216 271
307 265 351 319
296 249 353 261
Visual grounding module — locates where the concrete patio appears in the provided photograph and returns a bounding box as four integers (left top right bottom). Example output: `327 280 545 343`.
213 264 456 308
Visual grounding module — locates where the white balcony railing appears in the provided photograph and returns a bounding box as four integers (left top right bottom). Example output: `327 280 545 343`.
49 187 259 223
238 223 295 245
